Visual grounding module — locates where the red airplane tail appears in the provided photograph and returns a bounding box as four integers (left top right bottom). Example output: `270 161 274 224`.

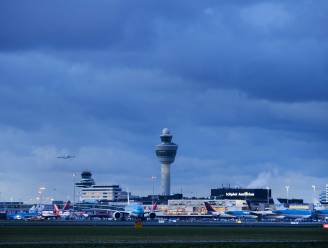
151 202 157 211
53 204 60 217
63 200 71 210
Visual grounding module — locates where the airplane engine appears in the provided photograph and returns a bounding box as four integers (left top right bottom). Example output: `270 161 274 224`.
113 211 122 220
149 212 156 219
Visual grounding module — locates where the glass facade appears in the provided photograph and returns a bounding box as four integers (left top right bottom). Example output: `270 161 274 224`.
156 150 177 157
320 184 328 204
160 135 172 143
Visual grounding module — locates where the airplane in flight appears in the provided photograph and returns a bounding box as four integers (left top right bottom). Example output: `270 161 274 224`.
56 154 75 159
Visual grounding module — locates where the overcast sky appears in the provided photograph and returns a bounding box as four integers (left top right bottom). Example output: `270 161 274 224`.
0 0 327 203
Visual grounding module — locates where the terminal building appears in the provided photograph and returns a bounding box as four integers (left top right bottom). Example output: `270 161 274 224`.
320 184 328 205
0 202 33 215
164 199 248 215
80 185 128 202
75 171 128 202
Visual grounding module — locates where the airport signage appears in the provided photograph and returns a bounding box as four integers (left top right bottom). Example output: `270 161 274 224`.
226 192 255 197
211 188 271 200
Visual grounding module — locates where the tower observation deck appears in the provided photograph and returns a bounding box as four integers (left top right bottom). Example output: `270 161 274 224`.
155 128 178 196
75 171 95 188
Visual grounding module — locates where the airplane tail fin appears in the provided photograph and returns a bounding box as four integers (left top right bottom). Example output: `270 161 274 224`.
151 202 157 211
246 200 252 210
273 198 286 210
63 201 71 210
204 202 216 213
53 204 60 216
29 205 36 213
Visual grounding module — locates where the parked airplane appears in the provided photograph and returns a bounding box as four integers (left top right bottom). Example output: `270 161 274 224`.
7 211 40 220
56 200 72 218
41 206 60 219
204 202 226 216
41 201 72 219
314 208 328 219
226 210 258 218
113 201 157 220
271 209 313 219
268 198 313 219
204 202 257 218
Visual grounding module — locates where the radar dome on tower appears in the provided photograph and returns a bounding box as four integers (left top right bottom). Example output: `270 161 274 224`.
162 128 170 135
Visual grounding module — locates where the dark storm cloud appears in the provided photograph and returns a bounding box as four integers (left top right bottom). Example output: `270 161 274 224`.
1 0 328 101
0 1 327 201
0 0 198 50
1 52 327 139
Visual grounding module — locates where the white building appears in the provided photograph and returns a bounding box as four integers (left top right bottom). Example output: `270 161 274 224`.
152 199 248 215
80 185 127 202
320 184 328 204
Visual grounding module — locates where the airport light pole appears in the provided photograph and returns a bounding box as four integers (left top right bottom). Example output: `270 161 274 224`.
151 176 157 205
38 187 46 204
151 176 156 195
266 186 270 206
52 188 57 201
312 185 316 204
73 173 76 215
285 185 289 206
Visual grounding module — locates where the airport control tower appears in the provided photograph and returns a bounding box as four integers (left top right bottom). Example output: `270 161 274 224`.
155 128 178 196
75 171 95 188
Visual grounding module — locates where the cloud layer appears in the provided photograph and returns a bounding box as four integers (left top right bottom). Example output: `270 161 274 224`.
0 0 327 202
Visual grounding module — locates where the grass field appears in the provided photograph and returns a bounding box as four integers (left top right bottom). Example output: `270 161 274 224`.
1 244 328 248
1 225 328 247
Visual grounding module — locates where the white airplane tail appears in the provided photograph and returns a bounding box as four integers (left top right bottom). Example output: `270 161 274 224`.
273 198 286 210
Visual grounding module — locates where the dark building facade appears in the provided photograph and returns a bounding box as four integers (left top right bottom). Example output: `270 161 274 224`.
277 198 303 204
0 202 33 214
133 193 183 205
211 188 271 201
